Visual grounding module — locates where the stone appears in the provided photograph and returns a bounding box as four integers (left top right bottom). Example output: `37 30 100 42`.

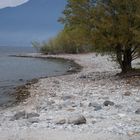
118 113 126 118
128 131 140 136
115 104 123 109
11 111 26 120
88 102 99 107
62 95 73 101
128 131 135 136
47 100 55 106
50 93 56 97
135 98 140 102
94 106 102 111
91 120 96 124
28 118 39 123
123 91 131 96
11 111 40 121
67 108 75 112
56 119 66 125
79 75 87 79
62 101 75 107
135 108 140 114
72 104 77 107
19 79 24 82
53 80 60 84
57 105 63 110
26 112 40 119
80 103 84 107
132 116 140 122
67 67 77 73
103 100 114 106
88 102 102 111
100 96 109 100
68 115 86 125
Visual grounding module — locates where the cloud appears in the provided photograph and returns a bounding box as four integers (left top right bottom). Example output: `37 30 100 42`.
0 0 29 9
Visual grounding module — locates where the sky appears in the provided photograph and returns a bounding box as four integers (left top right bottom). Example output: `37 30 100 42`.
0 0 66 47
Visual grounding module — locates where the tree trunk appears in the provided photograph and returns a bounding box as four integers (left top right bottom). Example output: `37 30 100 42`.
116 45 132 73
122 47 132 73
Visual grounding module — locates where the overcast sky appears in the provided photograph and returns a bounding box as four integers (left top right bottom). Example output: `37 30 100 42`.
0 0 66 47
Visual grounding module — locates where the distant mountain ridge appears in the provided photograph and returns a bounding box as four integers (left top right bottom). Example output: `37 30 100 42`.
0 0 29 9
0 0 66 46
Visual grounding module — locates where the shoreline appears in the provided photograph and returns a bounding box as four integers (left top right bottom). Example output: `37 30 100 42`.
10 53 83 74
3 54 82 109
0 53 140 140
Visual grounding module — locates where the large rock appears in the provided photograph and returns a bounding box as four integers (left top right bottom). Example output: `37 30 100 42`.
68 115 86 125
103 100 114 106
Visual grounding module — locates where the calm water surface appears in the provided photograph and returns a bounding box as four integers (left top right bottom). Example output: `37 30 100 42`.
0 46 71 107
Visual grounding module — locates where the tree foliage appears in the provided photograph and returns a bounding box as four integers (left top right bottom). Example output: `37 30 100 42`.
59 0 95 46
33 28 93 54
60 0 140 73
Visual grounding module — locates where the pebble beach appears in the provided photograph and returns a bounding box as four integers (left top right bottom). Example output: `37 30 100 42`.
0 53 140 140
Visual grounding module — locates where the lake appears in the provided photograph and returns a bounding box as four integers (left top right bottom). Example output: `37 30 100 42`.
0 46 72 107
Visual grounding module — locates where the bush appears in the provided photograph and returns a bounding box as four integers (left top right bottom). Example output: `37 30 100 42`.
32 28 93 54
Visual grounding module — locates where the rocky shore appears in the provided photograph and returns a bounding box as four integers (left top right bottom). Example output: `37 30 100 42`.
0 53 140 140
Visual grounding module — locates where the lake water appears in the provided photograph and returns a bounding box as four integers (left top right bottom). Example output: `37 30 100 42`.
0 46 72 107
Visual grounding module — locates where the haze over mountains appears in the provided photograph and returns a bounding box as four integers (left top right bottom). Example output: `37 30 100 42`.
0 0 66 47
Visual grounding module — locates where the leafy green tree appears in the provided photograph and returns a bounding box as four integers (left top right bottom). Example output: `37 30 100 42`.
60 0 140 73
59 0 95 46
32 28 93 54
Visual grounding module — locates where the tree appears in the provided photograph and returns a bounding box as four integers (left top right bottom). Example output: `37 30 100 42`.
59 0 95 46
32 28 93 54
60 0 140 73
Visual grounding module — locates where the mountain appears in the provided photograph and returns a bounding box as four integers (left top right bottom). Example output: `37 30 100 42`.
0 0 66 47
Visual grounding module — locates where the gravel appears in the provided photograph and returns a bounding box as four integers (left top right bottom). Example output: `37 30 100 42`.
0 53 139 140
